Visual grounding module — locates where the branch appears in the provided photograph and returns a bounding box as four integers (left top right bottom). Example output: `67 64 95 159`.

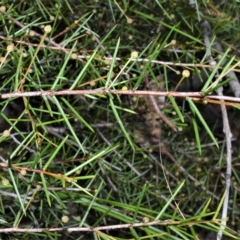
189 1 235 239
216 87 232 240
0 218 221 233
2 89 240 104
0 89 203 99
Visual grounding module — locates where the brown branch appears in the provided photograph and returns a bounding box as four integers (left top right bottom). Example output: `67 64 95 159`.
0 218 221 233
2 89 240 108
0 36 92 54
148 94 177 131
216 87 232 239
1 89 240 101
3 29 240 72
0 220 174 233
0 89 203 99
144 73 177 131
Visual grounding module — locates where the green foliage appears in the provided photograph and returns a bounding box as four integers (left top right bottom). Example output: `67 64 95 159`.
0 0 240 239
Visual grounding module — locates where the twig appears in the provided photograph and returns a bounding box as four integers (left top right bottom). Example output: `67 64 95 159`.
0 190 32 200
2 89 240 102
216 87 232 240
0 218 220 233
0 89 202 98
189 1 234 239
148 94 177 131
3 30 240 74
144 73 177 131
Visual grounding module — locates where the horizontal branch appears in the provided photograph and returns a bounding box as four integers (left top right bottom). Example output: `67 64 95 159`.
0 89 203 99
2 90 240 105
0 220 176 233
2 36 240 72
0 218 220 233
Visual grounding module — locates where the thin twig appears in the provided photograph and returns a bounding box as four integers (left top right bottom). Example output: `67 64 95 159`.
189 1 234 239
216 87 232 240
2 89 240 104
0 89 202 98
0 218 220 233
148 94 177 131
144 73 176 131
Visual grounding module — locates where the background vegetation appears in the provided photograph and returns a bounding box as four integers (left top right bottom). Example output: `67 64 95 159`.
0 0 240 239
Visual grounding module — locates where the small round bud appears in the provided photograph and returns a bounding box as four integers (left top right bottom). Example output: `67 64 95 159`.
29 30 35 36
178 127 183 131
2 178 9 186
182 70 190 78
127 18 133 24
122 86 128 91
131 51 138 58
71 53 78 59
132 96 137 102
61 215 69 223
210 60 217 66
7 44 14 52
90 81 95 86
20 169 27 176
2 130 10 137
204 157 209 162
132 73 137 78
0 6 6 12
143 217 149 223
44 25 52 33
170 39 176 45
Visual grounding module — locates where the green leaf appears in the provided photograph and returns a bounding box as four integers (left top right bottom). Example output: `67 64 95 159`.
40 173 51 206
61 97 94 132
192 117 201 154
168 95 184 122
156 181 185 220
187 97 218 148
52 96 86 154
43 135 68 170
8 168 26 214
201 48 231 93
109 97 135 151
